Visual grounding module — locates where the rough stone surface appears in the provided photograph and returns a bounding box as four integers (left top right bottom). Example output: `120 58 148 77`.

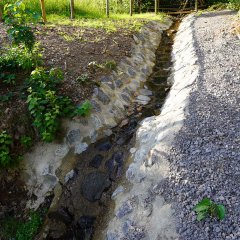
22 19 173 209
81 172 111 202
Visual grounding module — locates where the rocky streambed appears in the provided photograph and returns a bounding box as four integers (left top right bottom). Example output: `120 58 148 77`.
35 21 180 240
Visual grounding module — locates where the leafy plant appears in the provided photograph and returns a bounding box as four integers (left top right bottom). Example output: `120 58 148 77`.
20 135 32 148
104 60 117 70
27 68 74 142
0 131 12 167
0 92 14 102
0 211 42 240
75 100 92 117
1 73 16 85
194 198 226 221
0 45 42 72
15 211 42 240
76 73 89 84
4 0 40 51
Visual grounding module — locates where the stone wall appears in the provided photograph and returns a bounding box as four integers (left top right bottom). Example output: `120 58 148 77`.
22 19 172 209
105 14 200 240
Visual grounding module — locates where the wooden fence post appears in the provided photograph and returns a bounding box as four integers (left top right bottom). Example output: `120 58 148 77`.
155 0 158 14
195 0 198 12
130 0 133 16
70 0 75 19
106 0 109 17
39 0 47 23
138 0 141 13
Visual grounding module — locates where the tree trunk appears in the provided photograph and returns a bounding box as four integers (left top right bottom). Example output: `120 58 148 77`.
70 0 75 19
0 4 3 22
39 0 47 23
138 0 141 13
106 0 109 17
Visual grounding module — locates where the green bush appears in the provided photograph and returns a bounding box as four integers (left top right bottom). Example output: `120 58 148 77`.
4 0 40 51
0 45 42 72
27 68 74 142
228 0 240 10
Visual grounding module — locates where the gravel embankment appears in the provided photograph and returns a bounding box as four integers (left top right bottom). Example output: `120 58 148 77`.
163 11 240 240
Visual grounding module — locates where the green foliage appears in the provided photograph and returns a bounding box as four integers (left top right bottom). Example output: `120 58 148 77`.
77 73 89 84
15 212 42 240
20 135 32 148
75 100 92 117
194 198 226 221
0 45 42 72
0 211 42 240
4 0 40 51
104 60 117 70
0 131 12 167
0 92 14 102
1 73 16 85
228 0 240 10
27 68 74 142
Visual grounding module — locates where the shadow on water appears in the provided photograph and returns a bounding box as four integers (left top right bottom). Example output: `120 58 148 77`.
43 20 180 240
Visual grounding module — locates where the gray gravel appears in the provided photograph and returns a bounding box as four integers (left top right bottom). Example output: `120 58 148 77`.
163 11 240 240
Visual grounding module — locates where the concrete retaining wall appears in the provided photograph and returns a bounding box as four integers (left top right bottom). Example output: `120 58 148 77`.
22 19 172 209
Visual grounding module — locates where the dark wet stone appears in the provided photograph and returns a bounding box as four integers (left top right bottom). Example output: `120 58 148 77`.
89 154 104 168
123 87 131 96
90 100 101 113
128 67 136 77
48 207 73 225
81 172 111 202
77 216 96 229
96 88 110 105
72 217 95 240
113 152 124 164
100 76 111 83
104 82 115 90
121 93 131 103
97 141 112 151
105 152 124 181
115 79 123 88
116 134 133 145
67 129 81 145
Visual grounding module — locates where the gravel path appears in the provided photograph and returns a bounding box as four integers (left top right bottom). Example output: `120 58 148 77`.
163 11 240 240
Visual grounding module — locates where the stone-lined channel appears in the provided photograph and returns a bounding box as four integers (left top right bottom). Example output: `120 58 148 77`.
42 20 179 240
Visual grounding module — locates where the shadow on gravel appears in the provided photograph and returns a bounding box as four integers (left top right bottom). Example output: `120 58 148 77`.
160 11 240 240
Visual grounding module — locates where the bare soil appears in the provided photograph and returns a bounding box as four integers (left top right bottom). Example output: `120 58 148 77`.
0 21 134 236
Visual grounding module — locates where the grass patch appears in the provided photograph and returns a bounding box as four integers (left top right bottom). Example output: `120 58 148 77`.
46 13 168 32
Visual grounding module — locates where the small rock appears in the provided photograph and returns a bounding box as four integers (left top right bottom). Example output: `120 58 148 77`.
111 186 124 199
139 88 153 96
89 154 104 169
97 141 112 151
81 172 111 202
48 207 73 225
64 169 76 183
119 119 129 128
137 95 151 102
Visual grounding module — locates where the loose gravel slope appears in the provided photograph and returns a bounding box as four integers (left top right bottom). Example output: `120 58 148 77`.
164 11 240 240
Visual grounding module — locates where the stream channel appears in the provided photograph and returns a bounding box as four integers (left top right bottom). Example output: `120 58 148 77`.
44 20 180 240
